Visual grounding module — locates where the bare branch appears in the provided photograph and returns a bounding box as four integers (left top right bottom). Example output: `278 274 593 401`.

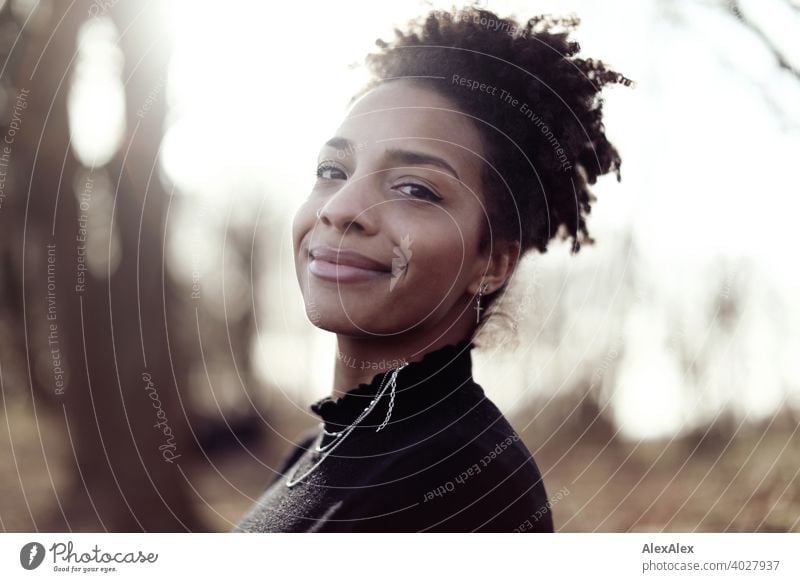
726 0 800 81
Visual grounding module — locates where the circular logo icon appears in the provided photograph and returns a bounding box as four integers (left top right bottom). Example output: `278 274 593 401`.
20 542 46 570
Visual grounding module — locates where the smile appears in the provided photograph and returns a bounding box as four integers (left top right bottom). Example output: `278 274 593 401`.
308 245 391 284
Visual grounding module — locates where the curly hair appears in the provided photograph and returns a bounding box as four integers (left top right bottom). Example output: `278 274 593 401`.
358 8 633 322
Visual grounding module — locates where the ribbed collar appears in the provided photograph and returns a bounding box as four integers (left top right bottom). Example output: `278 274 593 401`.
309 339 476 433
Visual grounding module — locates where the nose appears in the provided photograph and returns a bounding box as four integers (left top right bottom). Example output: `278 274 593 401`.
316 175 379 235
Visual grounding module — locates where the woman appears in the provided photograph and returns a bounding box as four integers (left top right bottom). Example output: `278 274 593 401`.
235 7 631 532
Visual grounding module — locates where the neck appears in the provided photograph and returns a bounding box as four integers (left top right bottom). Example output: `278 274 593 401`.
331 313 475 399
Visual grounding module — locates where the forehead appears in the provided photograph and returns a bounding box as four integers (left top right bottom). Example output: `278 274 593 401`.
334 81 486 166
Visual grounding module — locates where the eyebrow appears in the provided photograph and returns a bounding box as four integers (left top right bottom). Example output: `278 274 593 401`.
324 137 351 150
384 148 459 180
321 137 460 180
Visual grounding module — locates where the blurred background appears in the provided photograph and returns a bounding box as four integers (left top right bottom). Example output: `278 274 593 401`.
0 0 798 532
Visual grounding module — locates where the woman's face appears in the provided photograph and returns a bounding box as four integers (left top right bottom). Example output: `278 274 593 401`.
292 80 500 338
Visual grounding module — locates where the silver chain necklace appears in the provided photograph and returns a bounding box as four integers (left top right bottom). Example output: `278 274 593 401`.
285 362 408 488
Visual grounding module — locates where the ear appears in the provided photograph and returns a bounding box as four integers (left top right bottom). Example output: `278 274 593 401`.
467 239 520 296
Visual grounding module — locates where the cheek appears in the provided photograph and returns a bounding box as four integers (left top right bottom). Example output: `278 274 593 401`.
292 203 316 253
404 219 477 295
292 204 318 295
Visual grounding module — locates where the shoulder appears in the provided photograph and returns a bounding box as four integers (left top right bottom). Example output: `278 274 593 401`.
266 426 319 488
433 407 553 531
366 389 554 532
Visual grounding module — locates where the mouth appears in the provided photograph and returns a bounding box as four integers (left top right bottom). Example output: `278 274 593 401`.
307 245 392 284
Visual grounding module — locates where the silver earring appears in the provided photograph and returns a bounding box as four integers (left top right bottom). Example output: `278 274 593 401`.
475 281 489 323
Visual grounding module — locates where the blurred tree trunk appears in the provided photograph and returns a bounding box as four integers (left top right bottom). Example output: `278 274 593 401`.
6 0 202 531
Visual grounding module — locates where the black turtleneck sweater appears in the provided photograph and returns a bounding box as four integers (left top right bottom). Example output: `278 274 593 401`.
234 340 554 532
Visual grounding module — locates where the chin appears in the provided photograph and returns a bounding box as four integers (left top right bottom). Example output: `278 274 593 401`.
302 302 400 336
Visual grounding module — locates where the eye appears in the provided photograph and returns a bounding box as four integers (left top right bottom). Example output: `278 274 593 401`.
316 161 347 180
394 182 443 202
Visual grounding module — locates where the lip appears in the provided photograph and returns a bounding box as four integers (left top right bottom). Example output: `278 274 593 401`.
307 245 391 283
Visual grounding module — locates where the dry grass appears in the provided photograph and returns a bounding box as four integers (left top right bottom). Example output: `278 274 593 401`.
1 394 798 532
